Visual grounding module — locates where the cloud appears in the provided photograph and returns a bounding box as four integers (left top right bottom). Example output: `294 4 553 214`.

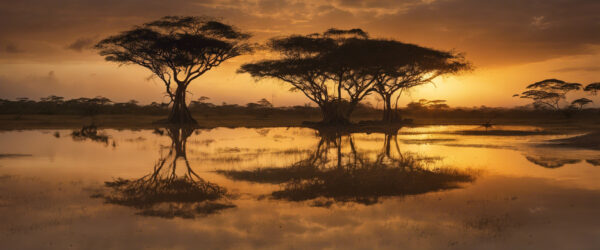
367 0 600 65
0 0 597 66
3 42 24 53
66 37 96 52
530 16 550 30
551 66 600 73
0 70 60 100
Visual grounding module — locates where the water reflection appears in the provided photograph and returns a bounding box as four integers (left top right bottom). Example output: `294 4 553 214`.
218 131 475 206
524 155 582 168
94 127 235 219
71 124 111 145
521 146 600 169
2 126 600 249
586 159 600 166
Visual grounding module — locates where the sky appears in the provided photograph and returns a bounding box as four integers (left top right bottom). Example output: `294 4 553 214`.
0 0 598 108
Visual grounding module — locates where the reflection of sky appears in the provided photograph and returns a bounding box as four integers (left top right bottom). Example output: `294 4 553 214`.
1 126 600 249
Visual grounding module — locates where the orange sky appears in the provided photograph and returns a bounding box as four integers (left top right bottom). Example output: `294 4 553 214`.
0 0 598 108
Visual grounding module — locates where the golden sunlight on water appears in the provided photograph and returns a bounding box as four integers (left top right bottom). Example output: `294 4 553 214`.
1 126 599 249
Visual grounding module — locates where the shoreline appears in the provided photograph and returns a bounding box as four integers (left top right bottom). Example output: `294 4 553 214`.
1 114 599 131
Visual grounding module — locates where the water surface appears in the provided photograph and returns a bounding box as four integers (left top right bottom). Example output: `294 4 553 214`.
1 125 599 249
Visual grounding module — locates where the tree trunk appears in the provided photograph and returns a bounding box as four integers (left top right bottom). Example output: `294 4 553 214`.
345 100 359 121
384 133 392 157
320 101 350 125
381 94 392 122
167 85 197 125
167 127 194 158
381 94 401 123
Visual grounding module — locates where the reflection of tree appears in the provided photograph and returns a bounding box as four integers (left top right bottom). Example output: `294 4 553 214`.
586 159 600 166
71 124 110 145
97 127 234 219
524 155 582 168
218 131 474 206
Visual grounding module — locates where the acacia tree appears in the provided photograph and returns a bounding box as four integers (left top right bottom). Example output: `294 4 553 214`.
585 82 600 93
238 29 377 125
95 16 252 124
584 82 600 108
517 79 582 111
366 41 470 123
570 98 593 110
584 82 600 96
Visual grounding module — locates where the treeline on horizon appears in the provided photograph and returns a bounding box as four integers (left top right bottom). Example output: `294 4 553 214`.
3 95 599 121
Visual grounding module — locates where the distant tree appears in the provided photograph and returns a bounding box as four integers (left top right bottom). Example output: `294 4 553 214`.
96 16 252 124
583 82 600 108
570 98 593 110
127 100 139 106
406 99 450 110
90 96 112 106
584 82 600 95
40 95 64 103
197 96 211 103
516 79 582 111
257 98 273 108
190 96 214 109
427 100 450 109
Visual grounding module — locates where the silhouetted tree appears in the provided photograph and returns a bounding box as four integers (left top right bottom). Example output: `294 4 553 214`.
584 82 600 95
40 95 65 103
516 79 582 114
257 98 273 108
96 16 252 124
189 96 215 110
239 29 378 125
239 29 468 124
584 82 600 108
365 41 469 123
571 98 593 110
406 99 450 110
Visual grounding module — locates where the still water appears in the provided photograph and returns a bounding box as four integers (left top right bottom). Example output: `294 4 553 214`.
1 125 599 249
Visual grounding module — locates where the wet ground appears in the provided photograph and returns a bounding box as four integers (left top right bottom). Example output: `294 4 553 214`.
1 125 599 249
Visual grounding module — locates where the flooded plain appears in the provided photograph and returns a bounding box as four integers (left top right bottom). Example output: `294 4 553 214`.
1 125 599 249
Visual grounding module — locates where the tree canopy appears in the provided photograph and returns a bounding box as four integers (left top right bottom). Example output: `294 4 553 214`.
239 29 373 124
584 82 600 95
518 79 582 110
571 98 593 109
96 16 252 124
239 28 469 124
358 40 470 122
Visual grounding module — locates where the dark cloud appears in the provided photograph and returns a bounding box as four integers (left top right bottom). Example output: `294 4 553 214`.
367 0 600 65
336 0 422 10
3 43 24 53
66 37 95 52
551 66 600 73
0 0 597 67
